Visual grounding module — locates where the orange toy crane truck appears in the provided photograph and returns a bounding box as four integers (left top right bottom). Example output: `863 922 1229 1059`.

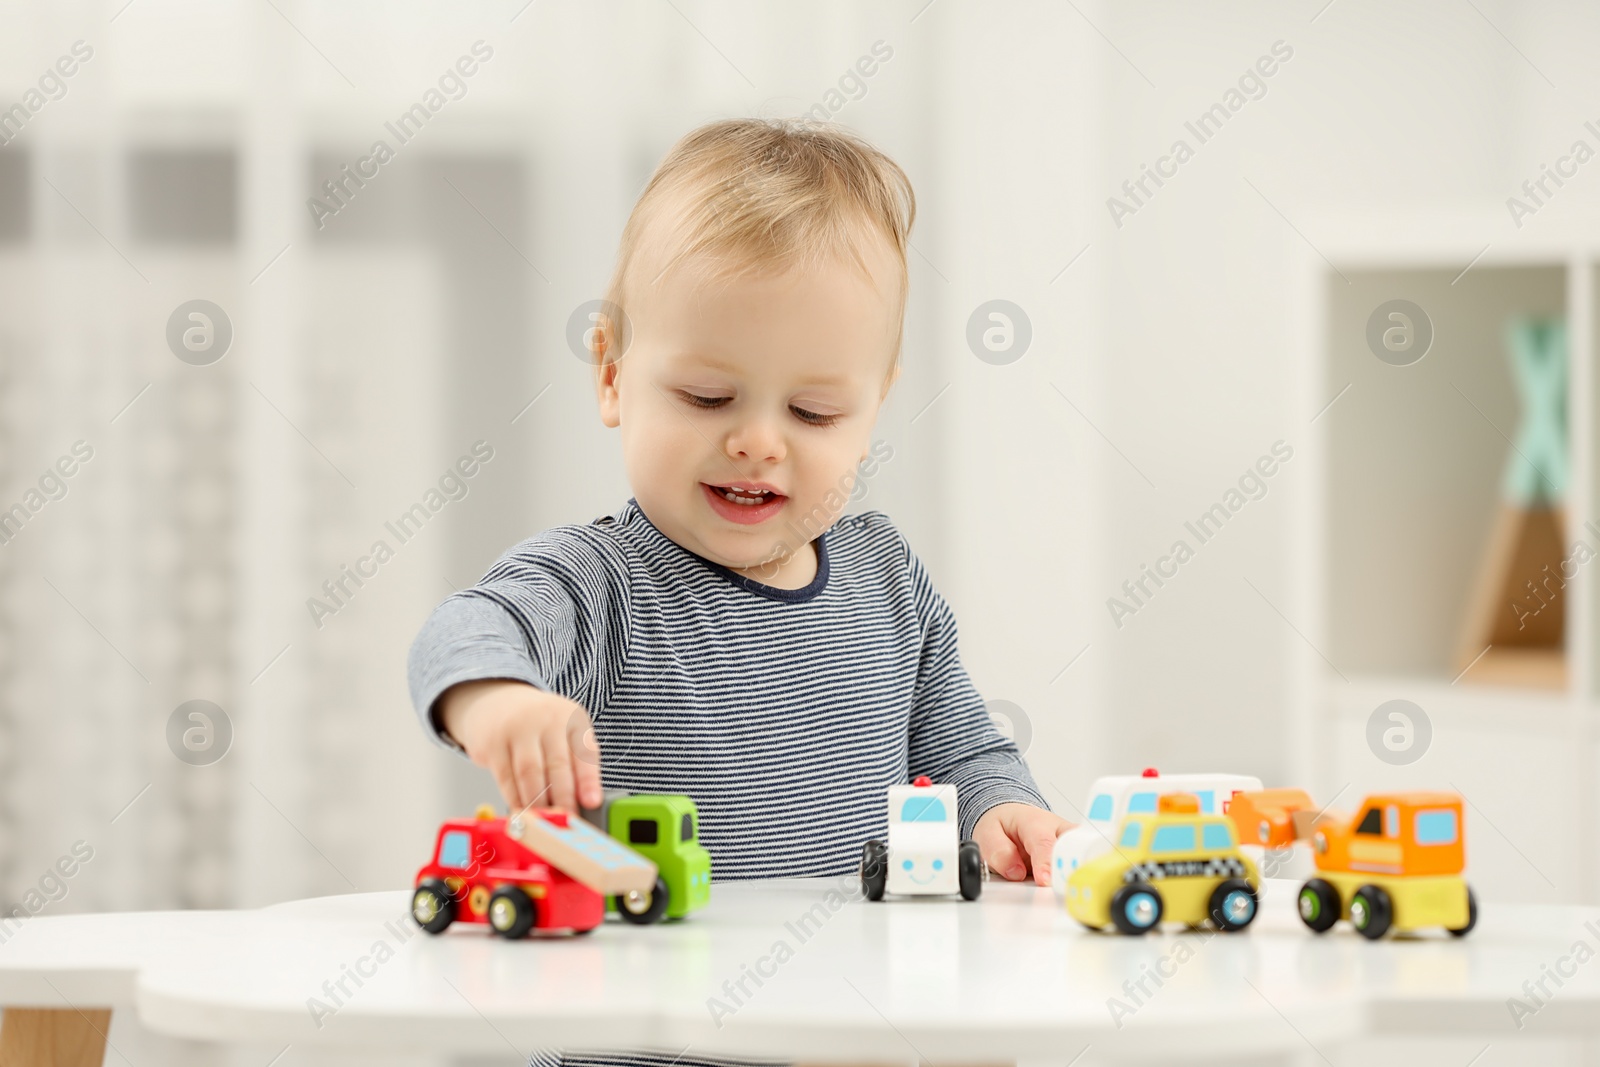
1229 789 1477 940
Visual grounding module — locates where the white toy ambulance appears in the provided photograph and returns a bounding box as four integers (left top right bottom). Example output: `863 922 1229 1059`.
861 776 984 901
1049 768 1263 898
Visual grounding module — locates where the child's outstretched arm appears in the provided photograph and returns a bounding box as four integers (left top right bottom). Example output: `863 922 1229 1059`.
406 525 631 812
900 545 1072 886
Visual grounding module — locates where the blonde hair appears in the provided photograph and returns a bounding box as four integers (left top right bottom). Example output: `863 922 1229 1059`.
599 118 916 374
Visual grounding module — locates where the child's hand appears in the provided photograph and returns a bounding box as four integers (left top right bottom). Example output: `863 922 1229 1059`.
439 679 603 814
974 803 1075 886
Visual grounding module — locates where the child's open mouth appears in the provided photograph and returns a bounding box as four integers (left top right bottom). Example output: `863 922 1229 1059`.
700 481 787 525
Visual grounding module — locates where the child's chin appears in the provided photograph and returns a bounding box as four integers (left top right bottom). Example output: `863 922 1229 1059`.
720 551 782 575
741 558 788 580
706 540 788 576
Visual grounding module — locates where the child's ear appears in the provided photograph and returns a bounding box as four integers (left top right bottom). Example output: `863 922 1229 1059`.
593 330 622 428
595 361 622 428
881 357 901 398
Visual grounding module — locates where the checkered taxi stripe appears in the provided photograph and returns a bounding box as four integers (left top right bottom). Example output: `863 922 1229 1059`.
1123 856 1247 882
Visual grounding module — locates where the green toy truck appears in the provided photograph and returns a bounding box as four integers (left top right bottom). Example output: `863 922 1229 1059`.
581 791 711 923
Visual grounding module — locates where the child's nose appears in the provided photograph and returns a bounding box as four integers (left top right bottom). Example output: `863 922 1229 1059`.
726 418 785 464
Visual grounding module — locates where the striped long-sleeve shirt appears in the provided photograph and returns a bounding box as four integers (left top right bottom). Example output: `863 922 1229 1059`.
406 498 1050 1064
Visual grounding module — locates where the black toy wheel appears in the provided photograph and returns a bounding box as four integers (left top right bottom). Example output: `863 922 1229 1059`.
1297 878 1340 933
861 840 888 901
411 879 457 934
1350 884 1393 940
1109 882 1163 935
1448 885 1478 938
487 884 537 939
615 876 671 925
1208 878 1259 932
958 840 984 901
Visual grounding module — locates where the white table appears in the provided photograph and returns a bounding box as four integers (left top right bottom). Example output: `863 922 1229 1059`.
1 876 1597 1065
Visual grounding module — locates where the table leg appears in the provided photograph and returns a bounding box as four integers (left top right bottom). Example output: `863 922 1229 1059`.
0 1007 112 1067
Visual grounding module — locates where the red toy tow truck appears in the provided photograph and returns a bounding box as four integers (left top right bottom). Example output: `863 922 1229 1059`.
411 804 661 938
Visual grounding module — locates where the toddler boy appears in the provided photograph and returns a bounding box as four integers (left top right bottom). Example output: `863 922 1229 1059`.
408 118 1069 1067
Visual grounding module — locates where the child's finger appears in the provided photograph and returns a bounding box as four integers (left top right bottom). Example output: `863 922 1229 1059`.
976 823 1027 880
487 745 521 811
510 737 549 812
542 727 579 812
568 716 603 810
1021 822 1061 886
991 841 1028 881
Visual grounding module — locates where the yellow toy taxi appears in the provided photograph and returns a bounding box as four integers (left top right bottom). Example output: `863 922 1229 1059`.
1064 792 1261 935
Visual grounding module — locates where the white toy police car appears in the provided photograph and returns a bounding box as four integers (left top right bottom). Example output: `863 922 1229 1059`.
861 776 984 901
1050 768 1262 899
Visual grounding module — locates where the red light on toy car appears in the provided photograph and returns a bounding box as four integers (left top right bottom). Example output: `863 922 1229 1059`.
1142 767 1159 778
912 775 932 787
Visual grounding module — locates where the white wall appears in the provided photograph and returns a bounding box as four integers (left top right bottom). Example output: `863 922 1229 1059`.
1092 0 1559 778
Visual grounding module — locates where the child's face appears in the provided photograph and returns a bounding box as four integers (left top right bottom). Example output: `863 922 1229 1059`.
596 237 900 575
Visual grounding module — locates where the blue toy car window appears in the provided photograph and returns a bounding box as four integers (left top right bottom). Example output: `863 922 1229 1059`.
1088 794 1114 821
900 797 947 823
1195 790 1215 813
1127 792 1157 814
438 830 471 869
1202 823 1233 850
1119 823 1142 848
1415 809 1458 845
1151 825 1196 853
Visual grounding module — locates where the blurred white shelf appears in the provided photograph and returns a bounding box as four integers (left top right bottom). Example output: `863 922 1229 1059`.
1322 672 1578 734
1307 200 1600 265
1287 209 1599 905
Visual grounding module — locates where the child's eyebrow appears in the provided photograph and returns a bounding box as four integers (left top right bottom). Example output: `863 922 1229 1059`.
790 378 856 392
664 352 860 390
658 349 733 373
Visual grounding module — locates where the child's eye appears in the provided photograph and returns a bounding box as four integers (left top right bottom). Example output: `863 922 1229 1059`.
678 391 729 410
790 405 840 426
